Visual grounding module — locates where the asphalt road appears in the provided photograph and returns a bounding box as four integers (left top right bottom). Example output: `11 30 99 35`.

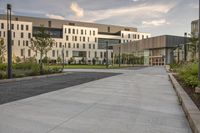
0 72 120 105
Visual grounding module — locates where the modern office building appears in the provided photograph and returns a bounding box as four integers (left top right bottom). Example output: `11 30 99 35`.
0 14 150 64
191 19 199 36
113 35 187 66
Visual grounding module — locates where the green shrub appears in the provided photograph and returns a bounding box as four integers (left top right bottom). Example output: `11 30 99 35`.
0 63 7 71
0 71 6 79
175 62 199 88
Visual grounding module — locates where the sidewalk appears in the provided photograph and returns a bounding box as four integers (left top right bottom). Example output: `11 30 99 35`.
0 67 192 133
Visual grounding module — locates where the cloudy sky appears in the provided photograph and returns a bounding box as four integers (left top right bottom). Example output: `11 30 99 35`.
0 0 198 36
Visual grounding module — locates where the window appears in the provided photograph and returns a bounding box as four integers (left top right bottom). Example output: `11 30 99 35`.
100 52 103 58
95 38 97 42
0 31 1 37
83 43 85 49
66 35 69 41
90 30 91 35
1 23 4 29
77 43 79 48
13 32 15 38
122 33 124 38
23 40 25 46
59 42 62 48
11 24 14 30
18 40 20 46
75 36 77 41
68 29 71 34
28 33 31 38
89 44 91 49
88 51 90 58
76 29 78 34
83 37 85 42
21 49 24 56
17 24 19 30
85 30 87 35
128 34 130 38
93 31 95 36
93 44 95 49
88 37 89 42
80 37 82 42
21 25 24 30
73 43 75 48
138 35 140 39
28 49 31 57
81 30 83 35
95 51 97 57
21 32 24 38
111 52 113 58
26 41 29 46
73 29 75 34
52 50 55 57
26 25 29 31
65 28 67 33
68 43 71 48
66 51 68 57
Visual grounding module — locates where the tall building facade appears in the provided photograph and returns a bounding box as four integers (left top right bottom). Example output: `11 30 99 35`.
191 19 199 36
0 14 150 64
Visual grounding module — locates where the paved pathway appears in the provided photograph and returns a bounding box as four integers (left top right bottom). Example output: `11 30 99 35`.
0 67 192 133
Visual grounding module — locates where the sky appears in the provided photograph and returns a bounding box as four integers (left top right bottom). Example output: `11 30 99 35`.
0 0 198 36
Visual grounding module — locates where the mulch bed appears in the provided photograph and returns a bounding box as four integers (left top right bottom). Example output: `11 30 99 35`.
174 75 200 110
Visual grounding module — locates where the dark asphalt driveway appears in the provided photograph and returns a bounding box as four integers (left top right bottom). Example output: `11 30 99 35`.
0 72 120 105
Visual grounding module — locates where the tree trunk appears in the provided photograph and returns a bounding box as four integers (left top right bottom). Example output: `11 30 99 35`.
40 52 43 74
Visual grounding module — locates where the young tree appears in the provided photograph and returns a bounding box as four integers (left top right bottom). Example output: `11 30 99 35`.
30 26 54 74
0 38 6 63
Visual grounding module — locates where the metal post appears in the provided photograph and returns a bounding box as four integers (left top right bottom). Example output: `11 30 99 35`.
106 41 109 68
198 0 200 80
177 45 180 63
184 32 187 61
7 4 12 79
119 46 121 67
62 46 65 70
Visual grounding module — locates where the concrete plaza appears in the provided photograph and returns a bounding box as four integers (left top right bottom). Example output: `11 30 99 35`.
0 67 192 133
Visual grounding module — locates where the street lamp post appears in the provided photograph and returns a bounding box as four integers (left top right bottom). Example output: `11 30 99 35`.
7 4 12 79
198 0 200 80
184 32 187 61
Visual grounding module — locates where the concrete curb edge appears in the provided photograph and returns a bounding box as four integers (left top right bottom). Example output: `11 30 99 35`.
169 73 200 133
0 72 71 84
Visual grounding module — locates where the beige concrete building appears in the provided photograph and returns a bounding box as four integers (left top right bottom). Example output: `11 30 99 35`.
0 14 150 64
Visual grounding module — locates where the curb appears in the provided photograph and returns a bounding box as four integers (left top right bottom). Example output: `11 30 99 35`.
0 72 71 84
169 73 200 133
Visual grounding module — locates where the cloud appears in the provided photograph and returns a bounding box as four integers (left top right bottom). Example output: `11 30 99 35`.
70 2 84 17
70 2 176 22
142 19 170 27
46 14 65 20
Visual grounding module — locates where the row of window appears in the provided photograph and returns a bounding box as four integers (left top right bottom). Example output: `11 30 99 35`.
121 33 148 39
55 42 96 49
20 49 113 59
65 35 97 42
64 28 96 36
1 23 30 31
0 31 31 39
